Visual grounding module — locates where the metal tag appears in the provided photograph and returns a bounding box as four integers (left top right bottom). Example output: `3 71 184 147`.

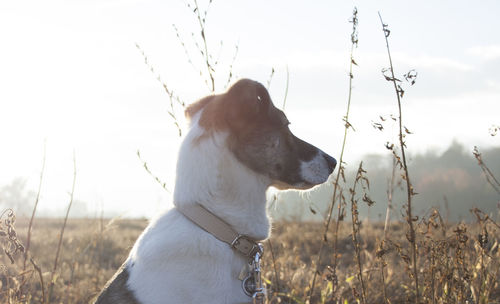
242 273 256 296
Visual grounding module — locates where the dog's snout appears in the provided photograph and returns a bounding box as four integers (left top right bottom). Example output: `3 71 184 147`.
323 154 337 171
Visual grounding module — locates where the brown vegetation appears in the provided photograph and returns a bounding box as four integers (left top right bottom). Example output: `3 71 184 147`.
1 214 498 303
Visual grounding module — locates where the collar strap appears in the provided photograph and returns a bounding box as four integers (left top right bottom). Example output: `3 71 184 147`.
177 204 262 258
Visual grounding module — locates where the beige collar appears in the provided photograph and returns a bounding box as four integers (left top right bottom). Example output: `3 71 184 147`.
176 204 262 258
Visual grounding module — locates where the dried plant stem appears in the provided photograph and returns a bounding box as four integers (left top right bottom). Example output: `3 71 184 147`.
282 66 289 111
135 43 185 137
431 248 436 304
172 23 199 74
267 239 281 292
48 153 76 303
225 43 239 89
384 155 396 239
266 67 275 90
377 240 389 304
193 0 215 92
471 208 492 303
380 262 388 304
19 142 46 299
378 12 419 303
308 7 358 301
31 257 46 304
23 142 46 270
137 150 171 193
350 162 367 304
473 146 500 194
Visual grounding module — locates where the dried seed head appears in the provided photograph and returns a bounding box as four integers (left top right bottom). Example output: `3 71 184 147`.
478 229 488 249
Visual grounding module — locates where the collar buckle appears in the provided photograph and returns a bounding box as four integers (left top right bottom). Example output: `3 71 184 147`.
231 235 262 257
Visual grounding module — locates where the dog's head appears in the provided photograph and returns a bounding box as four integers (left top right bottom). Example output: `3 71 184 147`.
186 78 336 189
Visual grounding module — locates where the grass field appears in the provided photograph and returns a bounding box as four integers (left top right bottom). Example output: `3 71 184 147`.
1 213 498 304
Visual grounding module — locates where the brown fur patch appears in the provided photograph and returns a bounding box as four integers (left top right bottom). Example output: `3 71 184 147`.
94 263 141 304
197 94 232 135
185 95 215 120
185 94 231 145
185 79 274 133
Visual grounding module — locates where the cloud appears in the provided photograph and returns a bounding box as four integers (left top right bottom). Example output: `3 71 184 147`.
394 53 474 72
466 45 500 61
237 50 349 71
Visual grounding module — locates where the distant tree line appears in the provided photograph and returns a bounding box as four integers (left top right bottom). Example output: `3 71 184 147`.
271 142 500 222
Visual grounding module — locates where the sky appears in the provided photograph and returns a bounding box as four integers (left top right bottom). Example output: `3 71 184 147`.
0 0 499 218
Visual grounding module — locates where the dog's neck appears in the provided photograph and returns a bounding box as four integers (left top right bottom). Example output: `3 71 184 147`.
173 115 271 241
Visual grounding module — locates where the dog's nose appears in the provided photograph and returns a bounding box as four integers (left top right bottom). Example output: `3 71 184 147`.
323 154 337 171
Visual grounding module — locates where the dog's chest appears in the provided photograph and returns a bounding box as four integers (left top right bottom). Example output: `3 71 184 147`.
126 211 253 304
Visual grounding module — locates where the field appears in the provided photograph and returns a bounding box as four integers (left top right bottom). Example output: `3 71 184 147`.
1 214 498 304
2 2 500 304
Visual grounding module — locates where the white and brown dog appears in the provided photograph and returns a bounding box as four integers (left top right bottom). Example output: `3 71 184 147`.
94 79 336 304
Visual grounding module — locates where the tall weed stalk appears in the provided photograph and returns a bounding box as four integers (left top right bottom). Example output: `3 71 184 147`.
349 162 371 304
20 141 46 299
378 12 419 303
23 142 46 271
308 7 359 301
473 146 500 194
48 153 77 304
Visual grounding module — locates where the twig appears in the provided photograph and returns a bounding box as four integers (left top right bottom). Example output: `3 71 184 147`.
471 208 489 303
23 140 46 271
267 239 281 292
377 239 389 304
378 12 419 303
266 67 275 90
282 66 289 111
193 0 215 92
308 7 358 301
473 146 500 194
181 0 238 93
31 257 46 304
48 152 77 303
350 162 368 304
225 42 239 89
135 43 185 137
172 24 199 74
137 150 171 193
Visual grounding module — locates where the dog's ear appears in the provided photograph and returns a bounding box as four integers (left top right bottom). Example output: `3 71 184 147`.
185 95 214 119
224 79 271 131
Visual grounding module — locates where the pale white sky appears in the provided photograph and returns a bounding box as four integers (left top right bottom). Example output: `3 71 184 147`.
0 0 499 217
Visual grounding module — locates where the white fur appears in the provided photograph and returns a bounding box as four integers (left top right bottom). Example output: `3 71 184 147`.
300 151 331 185
126 112 271 304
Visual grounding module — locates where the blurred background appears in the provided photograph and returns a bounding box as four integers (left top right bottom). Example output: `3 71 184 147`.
1 0 499 220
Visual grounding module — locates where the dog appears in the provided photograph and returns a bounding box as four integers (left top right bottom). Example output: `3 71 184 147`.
94 79 336 304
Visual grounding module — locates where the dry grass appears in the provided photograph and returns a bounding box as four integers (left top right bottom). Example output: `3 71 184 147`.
265 218 499 304
0 217 147 304
0 214 498 304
